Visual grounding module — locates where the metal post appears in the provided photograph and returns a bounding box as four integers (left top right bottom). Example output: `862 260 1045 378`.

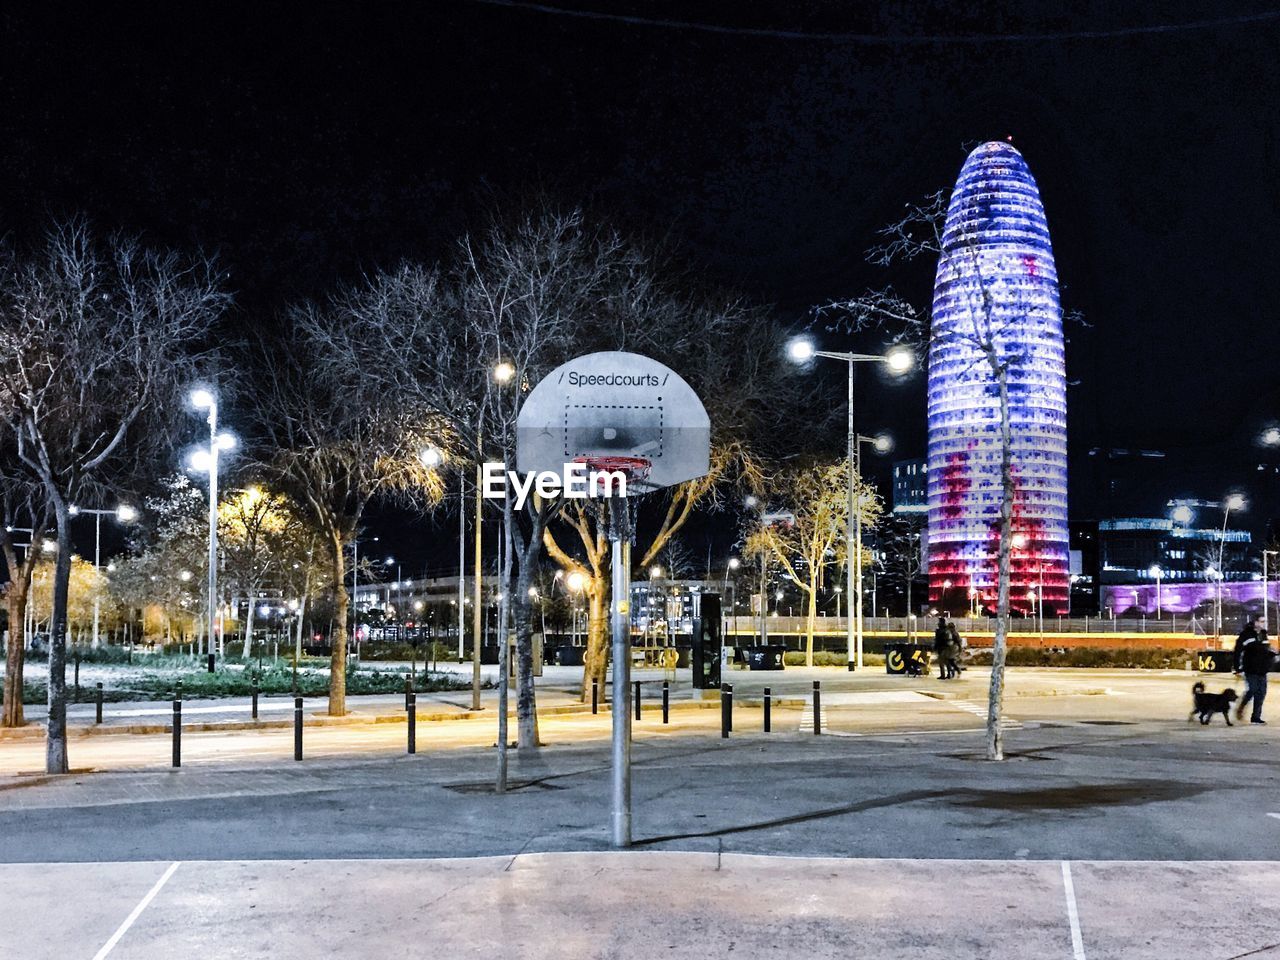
609 515 632 849
171 698 181 767
720 682 732 738
293 696 303 761
846 360 859 671
251 680 259 720
206 399 219 662
662 680 669 724
592 678 599 715
407 691 416 754
472 462 483 710
95 682 103 724
812 680 822 735
763 686 771 732
404 673 412 712
458 474 466 659
634 680 641 720
92 511 101 648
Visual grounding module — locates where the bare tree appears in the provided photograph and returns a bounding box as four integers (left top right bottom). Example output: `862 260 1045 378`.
879 512 927 621
1 473 51 727
248 273 447 716
0 222 228 772
744 460 881 665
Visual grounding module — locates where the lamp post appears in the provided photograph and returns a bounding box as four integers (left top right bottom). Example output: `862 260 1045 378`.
187 388 235 660
1262 549 1278 634
68 504 137 647
1148 564 1164 619
787 336 911 672
349 535 378 659
1216 494 1246 637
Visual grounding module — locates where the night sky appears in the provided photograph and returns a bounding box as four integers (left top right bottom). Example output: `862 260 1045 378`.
3 2 1278 568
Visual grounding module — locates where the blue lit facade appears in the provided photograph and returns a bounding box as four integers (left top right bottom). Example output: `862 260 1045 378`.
927 142 1069 614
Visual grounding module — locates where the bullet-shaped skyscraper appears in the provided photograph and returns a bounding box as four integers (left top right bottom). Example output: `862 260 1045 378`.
927 141 1068 615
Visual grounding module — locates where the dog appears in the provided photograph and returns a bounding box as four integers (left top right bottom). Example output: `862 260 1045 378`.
1190 681 1238 726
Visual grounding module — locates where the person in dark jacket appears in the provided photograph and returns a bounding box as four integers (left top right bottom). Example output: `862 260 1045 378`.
933 617 950 679
945 622 964 679
1234 616 1262 674
1237 627 1274 724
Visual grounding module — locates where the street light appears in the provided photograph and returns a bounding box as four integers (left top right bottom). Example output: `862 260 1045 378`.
1216 494 1247 637
1264 550 1279 633
187 385 234 660
493 361 516 384
68 502 138 647
1148 564 1164 619
787 338 913 672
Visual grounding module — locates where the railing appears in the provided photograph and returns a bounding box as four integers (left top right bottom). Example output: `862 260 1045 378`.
724 614 1210 637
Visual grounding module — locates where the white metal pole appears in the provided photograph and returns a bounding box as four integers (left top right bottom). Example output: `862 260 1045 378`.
846 360 858 671
610 523 632 848
207 401 219 660
458 475 466 658
92 512 101 655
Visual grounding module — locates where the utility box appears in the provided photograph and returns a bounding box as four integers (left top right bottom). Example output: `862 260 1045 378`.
691 592 722 689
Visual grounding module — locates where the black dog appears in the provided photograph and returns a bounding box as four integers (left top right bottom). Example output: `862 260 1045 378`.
1190 681 1238 725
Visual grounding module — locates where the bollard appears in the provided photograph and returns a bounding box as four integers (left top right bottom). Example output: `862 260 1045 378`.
763 686 771 733
634 680 642 721
592 679 599 715
404 674 413 712
720 682 733 738
251 680 259 721
95 682 103 725
74 654 80 699
207 652 215 673
171 697 181 767
812 680 822 735
176 680 183 701
407 692 417 754
294 696 304 761
662 680 669 725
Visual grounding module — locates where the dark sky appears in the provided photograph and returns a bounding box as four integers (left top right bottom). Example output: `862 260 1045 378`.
3 1 1278 568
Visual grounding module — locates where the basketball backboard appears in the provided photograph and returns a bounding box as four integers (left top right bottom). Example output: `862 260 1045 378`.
516 351 710 492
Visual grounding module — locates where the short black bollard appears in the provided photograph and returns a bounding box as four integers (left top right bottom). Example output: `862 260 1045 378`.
592 679 599 715
171 698 182 768
207 652 215 673
294 696 304 761
95 682 104 725
407 692 417 755
812 680 822 735
662 680 669 725
634 680 642 721
404 674 413 712
763 686 771 733
251 680 259 720
721 682 733 738
176 680 183 701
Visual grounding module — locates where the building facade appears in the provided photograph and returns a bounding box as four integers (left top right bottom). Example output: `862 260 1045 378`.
891 458 928 515
926 141 1069 615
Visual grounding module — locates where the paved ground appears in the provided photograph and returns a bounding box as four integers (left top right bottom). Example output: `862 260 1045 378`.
4 666 1276 958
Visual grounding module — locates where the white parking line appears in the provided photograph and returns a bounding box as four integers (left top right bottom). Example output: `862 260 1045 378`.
1267 813 1280 821
91 861 180 960
1061 860 1086 960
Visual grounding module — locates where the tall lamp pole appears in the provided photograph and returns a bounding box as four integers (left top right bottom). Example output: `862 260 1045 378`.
188 388 235 661
1148 564 1164 619
1216 494 1246 637
68 504 138 647
787 338 912 672
1263 550 1278 634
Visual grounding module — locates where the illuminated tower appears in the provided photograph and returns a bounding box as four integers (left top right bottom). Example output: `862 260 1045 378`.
926 141 1068 615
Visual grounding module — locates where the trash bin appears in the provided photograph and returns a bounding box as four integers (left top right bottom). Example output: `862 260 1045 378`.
1196 649 1234 673
747 646 786 671
885 642 931 676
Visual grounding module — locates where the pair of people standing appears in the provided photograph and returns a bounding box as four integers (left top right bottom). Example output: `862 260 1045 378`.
933 617 964 680
1234 615 1275 724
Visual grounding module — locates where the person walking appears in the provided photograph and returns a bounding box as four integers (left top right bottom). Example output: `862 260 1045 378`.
1234 615 1262 675
1237 626 1274 724
933 617 951 680
945 622 964 679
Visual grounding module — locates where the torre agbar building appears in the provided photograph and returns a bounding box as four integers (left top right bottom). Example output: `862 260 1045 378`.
926 141 1069 615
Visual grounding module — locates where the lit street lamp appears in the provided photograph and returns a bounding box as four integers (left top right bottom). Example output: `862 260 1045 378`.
1215 494 1246 637
187 387 235 660
787 336 912 671
68 503 137 647
1148 564 1164 619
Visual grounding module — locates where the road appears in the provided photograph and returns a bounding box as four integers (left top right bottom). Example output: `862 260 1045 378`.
4 665 1276 958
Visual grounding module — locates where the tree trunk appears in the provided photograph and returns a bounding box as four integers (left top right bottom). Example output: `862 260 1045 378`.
580 580 608 701
46 500 73 774
805 586 817 667
3 585 29 727
328 533 348 716
986 370 1014 761
513 543 541 754
242 595 257 661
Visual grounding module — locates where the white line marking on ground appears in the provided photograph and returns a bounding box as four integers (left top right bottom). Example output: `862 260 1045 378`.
92 861 181 960
1267 813 1280 821
1061 860 1086 960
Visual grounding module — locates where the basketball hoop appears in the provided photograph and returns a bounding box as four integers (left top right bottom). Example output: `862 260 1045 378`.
573 455 652 492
